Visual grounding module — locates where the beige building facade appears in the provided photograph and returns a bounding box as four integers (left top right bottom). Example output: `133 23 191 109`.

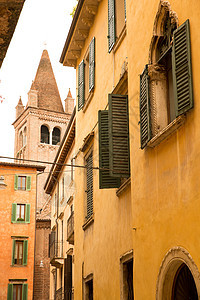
45 109 76 300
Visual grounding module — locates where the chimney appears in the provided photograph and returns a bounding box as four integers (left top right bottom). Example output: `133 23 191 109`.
64 89 74 114
15 97 24 119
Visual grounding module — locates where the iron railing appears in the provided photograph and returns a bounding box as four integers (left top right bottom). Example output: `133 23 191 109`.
50 240 64 261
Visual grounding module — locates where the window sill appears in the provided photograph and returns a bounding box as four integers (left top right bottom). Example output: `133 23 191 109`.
82 215 94 231
11 265 27 267
116 177 131 197
83 89 94 113
147 115 185 148
113 24 127 53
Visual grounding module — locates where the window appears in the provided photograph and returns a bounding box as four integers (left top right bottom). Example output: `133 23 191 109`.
98 94 130 189
16 204 25 221
85 279 93 300
78 37 95 111
121 259 134 300
108 0 126 52
41 125 49 144
62 177 64 200
23 127 27 146
12 239 28 265
7 283 28 300
14 175 31 191
11 203 30 223
71 158 75 181
140 12 193 148
52 127 61 145
85 151 93 220
19 131 23 149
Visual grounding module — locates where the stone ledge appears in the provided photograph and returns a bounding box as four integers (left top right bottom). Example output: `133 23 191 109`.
116 177 131 197
82 215 94 231
147 115 185 148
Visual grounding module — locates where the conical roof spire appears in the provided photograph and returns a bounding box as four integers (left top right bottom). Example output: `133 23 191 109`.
30 50 64 112
18 96 23 106
67 88 72 98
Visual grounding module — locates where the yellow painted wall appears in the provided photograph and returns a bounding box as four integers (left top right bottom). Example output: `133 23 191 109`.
73 0 132 299
127 0 200 299
0 165 37 300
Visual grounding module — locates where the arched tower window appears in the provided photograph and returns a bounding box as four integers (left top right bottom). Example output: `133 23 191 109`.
19 131 23 149
52 127 61 145
41 125 49 144
23 127 27 146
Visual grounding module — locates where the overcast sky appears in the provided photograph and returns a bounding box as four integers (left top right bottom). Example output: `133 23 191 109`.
0 0 77 159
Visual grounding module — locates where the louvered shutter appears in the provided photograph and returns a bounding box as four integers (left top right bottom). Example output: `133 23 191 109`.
14 175 18 190
89 37 95 92
172 19 193 116
22 283 28 300
86 152 93 219
109 94 130 178
11 203 17 223
25 204 30 223
7 284 13 300
108 0 116 52
12 240 16 265
64 255 72 300
99 110 121 188
23 240 28 265
140 65 151 149
78 60 85 111
124 0 126 21
26 176 31 191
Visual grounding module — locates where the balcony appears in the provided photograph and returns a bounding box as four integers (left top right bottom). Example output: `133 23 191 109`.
50 239 64 267
67 212 74 245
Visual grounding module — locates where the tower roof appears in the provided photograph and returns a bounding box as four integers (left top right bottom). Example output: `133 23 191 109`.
30 50 64 112
67 88 72 98
17 96 23 106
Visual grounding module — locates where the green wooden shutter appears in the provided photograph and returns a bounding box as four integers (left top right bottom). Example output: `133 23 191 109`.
89 37 95 92
7 284 13 300
108 0 116 52
99 110 121 188
108 94 130 178
25 204 30 223
11 203 17 223
12 240 16 265
172 19 193 116
86 152 93 219
23 240 28 265
78 60 85 111
124 0 126 21
14 175 18 190
22 283 28 300
26 176 31 191
140 65 151 149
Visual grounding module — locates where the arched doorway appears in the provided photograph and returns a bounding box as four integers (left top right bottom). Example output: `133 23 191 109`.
172 263 198 300
156 247 200 300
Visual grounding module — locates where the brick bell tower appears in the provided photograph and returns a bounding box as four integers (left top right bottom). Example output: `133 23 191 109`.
13 49 74 299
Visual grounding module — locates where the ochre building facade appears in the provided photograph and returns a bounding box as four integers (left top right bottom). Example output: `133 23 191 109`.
60 0 200 299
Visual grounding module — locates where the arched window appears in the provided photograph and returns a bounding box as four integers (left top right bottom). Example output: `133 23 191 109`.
52 127 60 145
23 127 27 146
41 125 49 144
19 131 23 149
